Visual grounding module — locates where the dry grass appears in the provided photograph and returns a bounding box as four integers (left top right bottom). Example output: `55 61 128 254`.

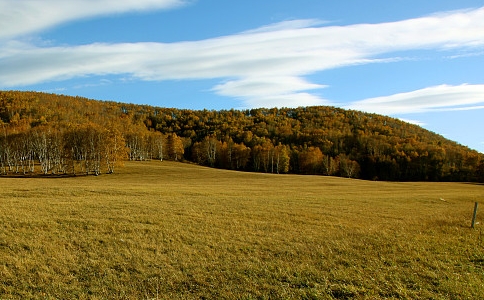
1 161 483 299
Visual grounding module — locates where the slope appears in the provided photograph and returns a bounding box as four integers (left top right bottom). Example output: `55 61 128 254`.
1 90 483 181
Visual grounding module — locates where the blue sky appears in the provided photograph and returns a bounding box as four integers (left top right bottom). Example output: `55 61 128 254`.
1 0 484 153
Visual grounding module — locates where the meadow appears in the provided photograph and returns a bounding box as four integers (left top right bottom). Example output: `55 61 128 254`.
0 161 483 299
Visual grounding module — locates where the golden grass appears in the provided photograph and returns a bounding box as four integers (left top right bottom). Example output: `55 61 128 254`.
1 161 483 299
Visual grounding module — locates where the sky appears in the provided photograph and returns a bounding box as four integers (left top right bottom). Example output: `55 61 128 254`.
1 0 484 153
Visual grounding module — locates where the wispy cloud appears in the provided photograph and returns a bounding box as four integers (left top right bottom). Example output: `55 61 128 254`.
1 3 484 108
212 77 328 108
397 119 427 127
0 0 186 40
242 19 328 34
346 84 484 115
445 50 484 59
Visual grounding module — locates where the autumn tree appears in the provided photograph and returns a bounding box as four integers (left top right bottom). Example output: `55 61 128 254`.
322 154 338 176
273 143 290 174
0 124 7 174
252 139 274 173
477 160 484 183
232 142 251 170
191 141 205 165
203 136 219 167
104 127 127 173
84 124 103 175
338 154 360 178
166 133 184 161
8 132 35 174
299 146 323 174
30 127 65 174
216 140 231 169
146 131 165 161
126 128 147 161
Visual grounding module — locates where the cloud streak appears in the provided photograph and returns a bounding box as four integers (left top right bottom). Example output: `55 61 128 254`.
212 76 328 108
0 0 186 40
1 2 484 109
346 84 484 115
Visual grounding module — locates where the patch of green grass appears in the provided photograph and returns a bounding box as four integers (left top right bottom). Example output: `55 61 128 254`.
1 161 483 299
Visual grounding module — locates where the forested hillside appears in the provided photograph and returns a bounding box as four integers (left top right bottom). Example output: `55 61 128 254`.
1 90 483 181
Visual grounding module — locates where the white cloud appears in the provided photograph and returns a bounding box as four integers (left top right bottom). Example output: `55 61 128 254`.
0 0 186 40
445 50 484 59
346 84 484 115
243 19 328 34
246 93 327 109
1 4 484 108
397 119 427 127
212 76 329 108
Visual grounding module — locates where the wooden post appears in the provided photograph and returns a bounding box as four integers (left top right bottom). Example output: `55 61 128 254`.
471 202 479 229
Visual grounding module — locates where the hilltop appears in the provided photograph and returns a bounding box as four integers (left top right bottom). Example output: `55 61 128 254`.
1 90 483 181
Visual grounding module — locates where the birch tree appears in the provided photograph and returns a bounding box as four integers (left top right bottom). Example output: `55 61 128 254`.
104 127 126 173
273 143 290 174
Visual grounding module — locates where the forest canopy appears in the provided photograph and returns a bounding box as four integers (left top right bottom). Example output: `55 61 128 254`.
1 90 483 181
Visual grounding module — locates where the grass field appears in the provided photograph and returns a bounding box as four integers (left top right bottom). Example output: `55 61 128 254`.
1 161 483 299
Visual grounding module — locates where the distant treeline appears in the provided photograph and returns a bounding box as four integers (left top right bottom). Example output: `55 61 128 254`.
1 91 483 181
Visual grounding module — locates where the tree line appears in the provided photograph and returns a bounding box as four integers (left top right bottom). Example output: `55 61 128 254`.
0 124 123 175
0 123 187 176
1 90 483 181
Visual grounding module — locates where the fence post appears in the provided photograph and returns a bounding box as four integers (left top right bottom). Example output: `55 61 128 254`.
471 202 479 229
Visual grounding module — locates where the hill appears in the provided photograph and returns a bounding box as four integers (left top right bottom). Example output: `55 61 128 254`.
1 160 483 298
1 90 483 181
